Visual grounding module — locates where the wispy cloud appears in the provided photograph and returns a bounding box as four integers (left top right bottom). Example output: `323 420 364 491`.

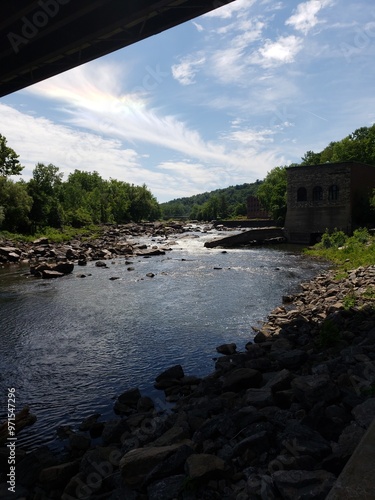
286 0 332 34
171 55 206 85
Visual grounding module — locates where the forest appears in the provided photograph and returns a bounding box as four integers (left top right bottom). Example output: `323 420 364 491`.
1 123 375 234
0 135 160 233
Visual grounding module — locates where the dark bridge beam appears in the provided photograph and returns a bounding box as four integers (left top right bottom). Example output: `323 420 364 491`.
0 0 236 98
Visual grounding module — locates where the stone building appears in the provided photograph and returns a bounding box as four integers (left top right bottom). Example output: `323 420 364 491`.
284 162 375 244
246 195 270 219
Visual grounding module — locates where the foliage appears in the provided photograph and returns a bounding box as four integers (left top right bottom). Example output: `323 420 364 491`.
0 134 23 177
305 228 375 271
0 162 161 233
343 292 356 310
300 124 375 166
256 166 287 224
160 181 262 220
320 229 347 249
0 177 32 232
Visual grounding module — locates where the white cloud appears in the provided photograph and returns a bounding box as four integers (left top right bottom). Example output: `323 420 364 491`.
254 35 303 66
204 0 256 19
171 55 206 85
286 0 332 34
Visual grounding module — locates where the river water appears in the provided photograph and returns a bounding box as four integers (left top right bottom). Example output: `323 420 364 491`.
0 230 324 451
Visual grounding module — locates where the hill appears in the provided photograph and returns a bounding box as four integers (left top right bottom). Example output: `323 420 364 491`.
160 181 262 220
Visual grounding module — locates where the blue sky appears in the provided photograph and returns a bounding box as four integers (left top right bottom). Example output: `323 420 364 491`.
1 0 375 202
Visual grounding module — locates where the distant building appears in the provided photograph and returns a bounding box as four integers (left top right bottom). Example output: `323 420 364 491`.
247 195 270 219
284 162 375 244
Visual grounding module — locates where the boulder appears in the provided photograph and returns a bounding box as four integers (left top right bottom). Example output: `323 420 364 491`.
184 453 226 481
291 374 340 407
216 343 237 355
271 469 336 500
147 475 185 500
155 365 184 383
53 262 74 274
221 368 263 392
120 443 185 485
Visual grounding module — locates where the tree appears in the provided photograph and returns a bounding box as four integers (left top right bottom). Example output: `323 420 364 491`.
0 178 32 232
0 135 23 177
256 166 287 225
28 163 63 228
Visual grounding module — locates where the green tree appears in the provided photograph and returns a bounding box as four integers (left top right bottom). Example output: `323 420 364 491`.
256 166 287 225
0 178 32 232
28 163 63 228
0 134 23 176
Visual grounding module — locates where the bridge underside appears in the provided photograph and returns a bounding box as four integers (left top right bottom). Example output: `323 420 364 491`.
0 0 235 98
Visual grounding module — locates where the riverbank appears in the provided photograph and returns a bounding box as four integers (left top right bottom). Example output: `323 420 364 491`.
1 259 374 499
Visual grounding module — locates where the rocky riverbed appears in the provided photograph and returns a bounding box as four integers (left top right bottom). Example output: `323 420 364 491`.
0 222 209 268
1 260 375 499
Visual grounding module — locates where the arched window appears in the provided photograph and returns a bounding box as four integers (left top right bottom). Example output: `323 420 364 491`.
297 187 307 201
312 186 323 201
328 184 339 201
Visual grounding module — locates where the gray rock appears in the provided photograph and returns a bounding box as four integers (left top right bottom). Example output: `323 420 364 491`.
185 453 226 480
291 374 340 407
155 364 184 382
272 469 336 500
216 343 237 355
222 368 263 392
147 475 185 500
244 388 274 408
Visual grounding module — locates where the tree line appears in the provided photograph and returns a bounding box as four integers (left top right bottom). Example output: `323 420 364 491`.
257 124 375 225
0 135 160 233
160 182 262 221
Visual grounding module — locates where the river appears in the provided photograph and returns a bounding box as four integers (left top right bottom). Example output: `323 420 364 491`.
0 230 324 451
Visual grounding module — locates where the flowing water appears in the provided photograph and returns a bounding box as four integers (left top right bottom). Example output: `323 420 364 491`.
0 230 324 451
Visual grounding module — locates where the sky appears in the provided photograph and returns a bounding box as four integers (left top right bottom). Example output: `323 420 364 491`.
1 0 375 203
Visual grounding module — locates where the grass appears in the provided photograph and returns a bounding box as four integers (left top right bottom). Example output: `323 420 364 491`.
0 224 103 244
304 228 375 272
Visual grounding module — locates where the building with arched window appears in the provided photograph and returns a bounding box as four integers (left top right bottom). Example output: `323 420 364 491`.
285 162 375 244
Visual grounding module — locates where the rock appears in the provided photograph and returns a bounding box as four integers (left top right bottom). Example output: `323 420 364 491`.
352 398 375 428
16 446 58 487
221 368 263 392
216 343 237 355
53 262 74 274
147 475 185 500
155 365 184 383
39 460 79 486
291 374 340 407
120 443 186 485
42 269 65 279
231 431 270 459
117 387 141 408
271 349 309 369
95 260 108 267
244 388 274 408
265 369 294 392
271 469 336 499
102 419 130 445
145 445 194 486
32 238 49 245
69 433 91 452
146 272 155 278
185 453 226 481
